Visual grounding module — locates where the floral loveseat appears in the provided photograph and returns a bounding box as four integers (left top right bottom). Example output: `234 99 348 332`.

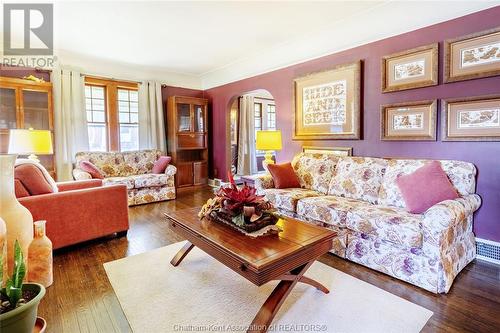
73 149 176 205
255 153 481 293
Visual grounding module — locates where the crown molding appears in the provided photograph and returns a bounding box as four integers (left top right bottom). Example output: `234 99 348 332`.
200 2 500 89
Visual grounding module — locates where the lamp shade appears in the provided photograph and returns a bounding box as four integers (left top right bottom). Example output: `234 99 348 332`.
256 130 282 151
8 129 53 155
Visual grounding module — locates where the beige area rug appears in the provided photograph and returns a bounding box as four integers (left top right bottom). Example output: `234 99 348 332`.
104 242 433 333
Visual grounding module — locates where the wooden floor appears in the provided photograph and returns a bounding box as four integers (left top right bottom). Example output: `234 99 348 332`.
40 186 500 333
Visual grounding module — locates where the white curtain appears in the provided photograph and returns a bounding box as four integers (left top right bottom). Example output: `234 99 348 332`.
51 68 89 181
237 95 257 175
138 81 166 152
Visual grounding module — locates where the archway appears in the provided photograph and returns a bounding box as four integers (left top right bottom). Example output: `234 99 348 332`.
225 89 276 176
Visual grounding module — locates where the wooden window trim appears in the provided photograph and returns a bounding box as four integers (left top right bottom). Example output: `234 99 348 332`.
85 77 138 151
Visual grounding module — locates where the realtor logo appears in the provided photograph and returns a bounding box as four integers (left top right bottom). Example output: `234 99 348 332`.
3 3 53 55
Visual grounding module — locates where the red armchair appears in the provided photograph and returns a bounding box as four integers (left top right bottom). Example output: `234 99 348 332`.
19 179 129 250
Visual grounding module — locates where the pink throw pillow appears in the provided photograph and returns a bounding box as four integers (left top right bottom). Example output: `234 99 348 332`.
396 161 459 214
14 164 54 196
152 156 171 174
80 161 104 179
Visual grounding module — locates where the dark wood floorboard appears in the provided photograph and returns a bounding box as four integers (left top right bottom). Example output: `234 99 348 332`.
38 186 500 332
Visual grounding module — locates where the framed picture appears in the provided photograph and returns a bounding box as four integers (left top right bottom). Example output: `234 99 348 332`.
293 61 361 140
442 94 500 141
302 146 353 156
381 43 438 93
381 100 437 141
444 27 500 83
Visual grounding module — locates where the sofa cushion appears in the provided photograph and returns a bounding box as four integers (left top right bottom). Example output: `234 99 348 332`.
346 205 424 248
262 188 321 212
378 159 477 208
291 153 339 191
297 196 368 228
328 157 387 204
102 176 134 190
122 150 161 176
131 174 169 189
305 155 340 194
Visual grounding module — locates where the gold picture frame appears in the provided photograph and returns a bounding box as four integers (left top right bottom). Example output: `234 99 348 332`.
381 100 437 141
381 43 438 93
302 146 353 156
444 27 500 83
293 61 362 140
442 94 500 141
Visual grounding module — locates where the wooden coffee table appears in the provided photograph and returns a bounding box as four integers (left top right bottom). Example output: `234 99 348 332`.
165 207 336 333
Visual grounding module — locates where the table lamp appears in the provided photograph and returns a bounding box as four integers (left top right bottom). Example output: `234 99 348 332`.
8 128 53 163
256 130 282 171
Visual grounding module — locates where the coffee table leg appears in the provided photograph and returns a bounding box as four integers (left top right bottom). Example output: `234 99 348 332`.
248 260 318 333
277 275 329 294
170 241 194 267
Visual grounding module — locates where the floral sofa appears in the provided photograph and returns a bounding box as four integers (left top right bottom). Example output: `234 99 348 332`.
255 153 481 293
73 149 176 205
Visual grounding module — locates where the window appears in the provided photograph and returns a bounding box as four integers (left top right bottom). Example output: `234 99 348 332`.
118 89 139 151
253 98 276 156
85 85 107 151
84 77 139 151
267 104 276 130
254 102 262 133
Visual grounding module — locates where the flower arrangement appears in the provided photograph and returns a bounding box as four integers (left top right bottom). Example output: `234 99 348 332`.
198 172 278 233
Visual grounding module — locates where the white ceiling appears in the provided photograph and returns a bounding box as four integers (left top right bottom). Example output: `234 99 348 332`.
47 1 500 88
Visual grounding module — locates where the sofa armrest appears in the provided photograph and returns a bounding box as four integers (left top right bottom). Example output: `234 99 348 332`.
423 194 481 236
57 179 103 192
165 164 177 176
254 174 275 191
19 184 129 249
73 168 92 180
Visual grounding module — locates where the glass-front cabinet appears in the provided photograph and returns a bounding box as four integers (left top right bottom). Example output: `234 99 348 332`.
0 76 56 178
175 102 206 133
167 96 209 188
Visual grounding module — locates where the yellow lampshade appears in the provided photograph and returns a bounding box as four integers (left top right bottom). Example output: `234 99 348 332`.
256 130 282 151
8 129 53 155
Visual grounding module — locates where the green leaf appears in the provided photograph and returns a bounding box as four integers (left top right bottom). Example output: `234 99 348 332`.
7 286 22 307
12 240 26 288
5 279 13 297
232 214 245 227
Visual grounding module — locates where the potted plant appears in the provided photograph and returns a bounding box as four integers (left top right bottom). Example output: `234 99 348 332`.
199 172 278 234
0 240 46 333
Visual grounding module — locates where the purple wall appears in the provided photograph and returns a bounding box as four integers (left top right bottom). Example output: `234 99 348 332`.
204 7 500 242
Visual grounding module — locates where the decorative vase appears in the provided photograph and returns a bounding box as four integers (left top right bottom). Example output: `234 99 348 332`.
0 217 6 284
28 221 53 287
0 155 33 276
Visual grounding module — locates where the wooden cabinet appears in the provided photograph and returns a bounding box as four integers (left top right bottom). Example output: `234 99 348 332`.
167 96 208 188
0 77 56 179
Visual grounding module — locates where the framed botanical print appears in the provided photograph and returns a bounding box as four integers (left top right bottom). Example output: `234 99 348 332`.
302 146 353 156
442 94 500 141
381 100 437 141
381 43 438 92
444 27 500 83
293 61 361 140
